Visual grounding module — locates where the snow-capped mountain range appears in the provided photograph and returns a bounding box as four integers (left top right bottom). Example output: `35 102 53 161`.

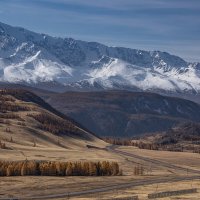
0 21 200 93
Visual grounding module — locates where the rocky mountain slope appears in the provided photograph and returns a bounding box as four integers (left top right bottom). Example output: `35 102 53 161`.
0 21 200 94
37 90 200 137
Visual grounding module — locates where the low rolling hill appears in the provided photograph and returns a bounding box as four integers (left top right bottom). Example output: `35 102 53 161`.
132 122 200 153
0 89 104 154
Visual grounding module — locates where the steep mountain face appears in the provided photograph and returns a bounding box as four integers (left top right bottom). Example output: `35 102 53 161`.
0 21 200 94
38 91 200 137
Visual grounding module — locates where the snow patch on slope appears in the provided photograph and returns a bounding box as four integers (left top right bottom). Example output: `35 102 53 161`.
86 58 194 91
1 50 73 84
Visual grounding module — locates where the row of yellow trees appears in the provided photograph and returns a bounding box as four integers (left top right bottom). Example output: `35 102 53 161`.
0 160 121 176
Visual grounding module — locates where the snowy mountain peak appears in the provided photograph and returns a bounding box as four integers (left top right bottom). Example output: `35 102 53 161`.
0 21 200 93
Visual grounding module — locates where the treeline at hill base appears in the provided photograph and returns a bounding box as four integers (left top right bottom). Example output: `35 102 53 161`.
0 160 122 176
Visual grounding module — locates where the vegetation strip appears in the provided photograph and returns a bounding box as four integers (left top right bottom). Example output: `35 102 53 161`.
0 160 121 176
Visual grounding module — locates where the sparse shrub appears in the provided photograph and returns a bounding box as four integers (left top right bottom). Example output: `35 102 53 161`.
33 139 36 147
0 140 6 149
103 137 133 146
55 162 66 176
65 162 73 176
134 165 144 176
17 122 26 126
21 160 39 176
5 127 11 133
0 162 8 176
13 161 24 176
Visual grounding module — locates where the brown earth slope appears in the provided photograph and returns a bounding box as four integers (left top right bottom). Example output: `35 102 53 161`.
0 89 105 154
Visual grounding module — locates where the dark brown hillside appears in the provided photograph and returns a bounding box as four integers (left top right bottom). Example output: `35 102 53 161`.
131 122 200 153
37 90 200 137
160 122 200 143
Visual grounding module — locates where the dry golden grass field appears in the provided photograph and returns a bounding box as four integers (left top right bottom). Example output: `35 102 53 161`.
1 143 200 199
0 90 200 200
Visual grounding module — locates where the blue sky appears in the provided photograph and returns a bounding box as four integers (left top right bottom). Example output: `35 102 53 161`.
0 0 200 62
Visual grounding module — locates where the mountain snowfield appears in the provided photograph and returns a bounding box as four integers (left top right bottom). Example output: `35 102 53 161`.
0 21 200 93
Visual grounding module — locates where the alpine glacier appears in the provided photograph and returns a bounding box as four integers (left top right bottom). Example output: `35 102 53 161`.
0 21 200 93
